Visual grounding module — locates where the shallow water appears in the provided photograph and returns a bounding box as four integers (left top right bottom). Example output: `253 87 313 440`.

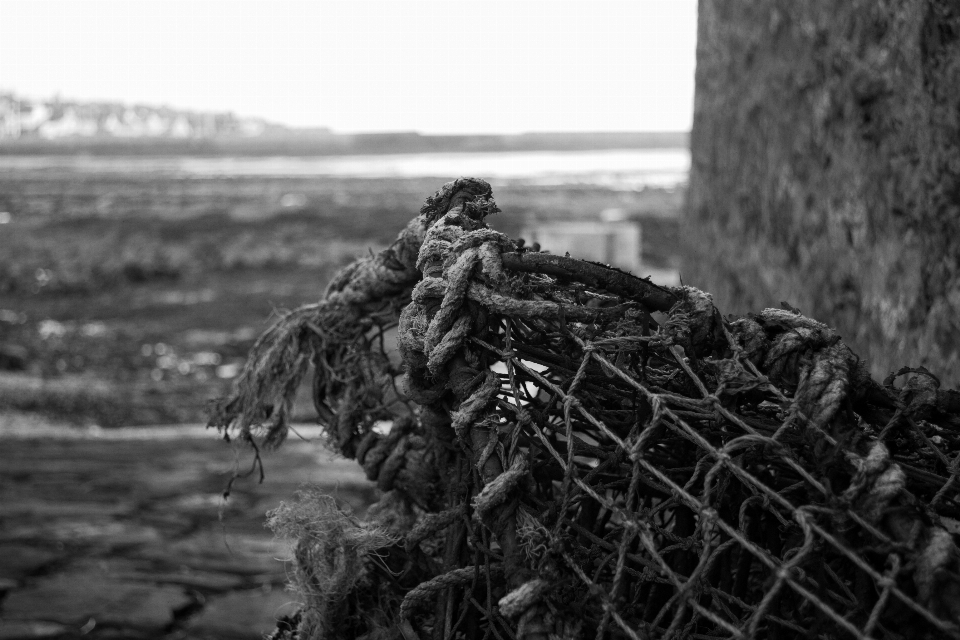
0 148 689 189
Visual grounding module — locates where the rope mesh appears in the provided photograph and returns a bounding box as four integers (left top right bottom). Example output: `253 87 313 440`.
210 178 960 640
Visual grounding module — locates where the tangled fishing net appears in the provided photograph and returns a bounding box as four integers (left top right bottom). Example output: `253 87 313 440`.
210 178 960 640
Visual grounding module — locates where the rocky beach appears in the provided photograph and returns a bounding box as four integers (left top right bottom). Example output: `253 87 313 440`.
0 418 374 639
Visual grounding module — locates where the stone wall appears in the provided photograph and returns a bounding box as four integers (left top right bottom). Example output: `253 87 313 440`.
685 1 960 385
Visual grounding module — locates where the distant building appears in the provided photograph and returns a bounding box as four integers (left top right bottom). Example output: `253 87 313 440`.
144 112 168 137
18 102 50 133
0 92 281 140
0 95 21 138
102 112 125 136
238 118 266 137
38 107 98 138
520 218 642 273
122 109 147 136
169 115 193 138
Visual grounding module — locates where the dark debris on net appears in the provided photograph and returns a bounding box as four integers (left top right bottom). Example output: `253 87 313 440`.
209 179 960 640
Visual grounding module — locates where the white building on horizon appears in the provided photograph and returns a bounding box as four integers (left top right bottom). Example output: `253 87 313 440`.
0 97 21 138
37 107 98 138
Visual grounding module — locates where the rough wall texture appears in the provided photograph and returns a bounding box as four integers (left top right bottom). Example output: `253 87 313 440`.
685 0 960 385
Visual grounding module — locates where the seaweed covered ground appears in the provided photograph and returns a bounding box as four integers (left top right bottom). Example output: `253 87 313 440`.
0 170 682 427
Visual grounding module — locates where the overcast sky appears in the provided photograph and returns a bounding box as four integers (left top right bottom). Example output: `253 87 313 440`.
0 0 697 134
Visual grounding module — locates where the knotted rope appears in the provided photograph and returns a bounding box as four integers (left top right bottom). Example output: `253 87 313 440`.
220 179 960 640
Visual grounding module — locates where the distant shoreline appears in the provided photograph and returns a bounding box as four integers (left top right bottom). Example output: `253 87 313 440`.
0 130 689 157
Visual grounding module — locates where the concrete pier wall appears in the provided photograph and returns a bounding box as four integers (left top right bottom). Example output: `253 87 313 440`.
685 1 960 384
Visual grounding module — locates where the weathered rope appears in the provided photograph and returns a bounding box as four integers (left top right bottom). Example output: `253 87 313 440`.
224 178 960 640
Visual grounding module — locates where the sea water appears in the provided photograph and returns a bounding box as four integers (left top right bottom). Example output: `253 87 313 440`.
0 148 689 190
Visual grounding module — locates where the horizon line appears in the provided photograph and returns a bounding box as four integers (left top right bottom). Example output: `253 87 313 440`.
0 90 690 138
